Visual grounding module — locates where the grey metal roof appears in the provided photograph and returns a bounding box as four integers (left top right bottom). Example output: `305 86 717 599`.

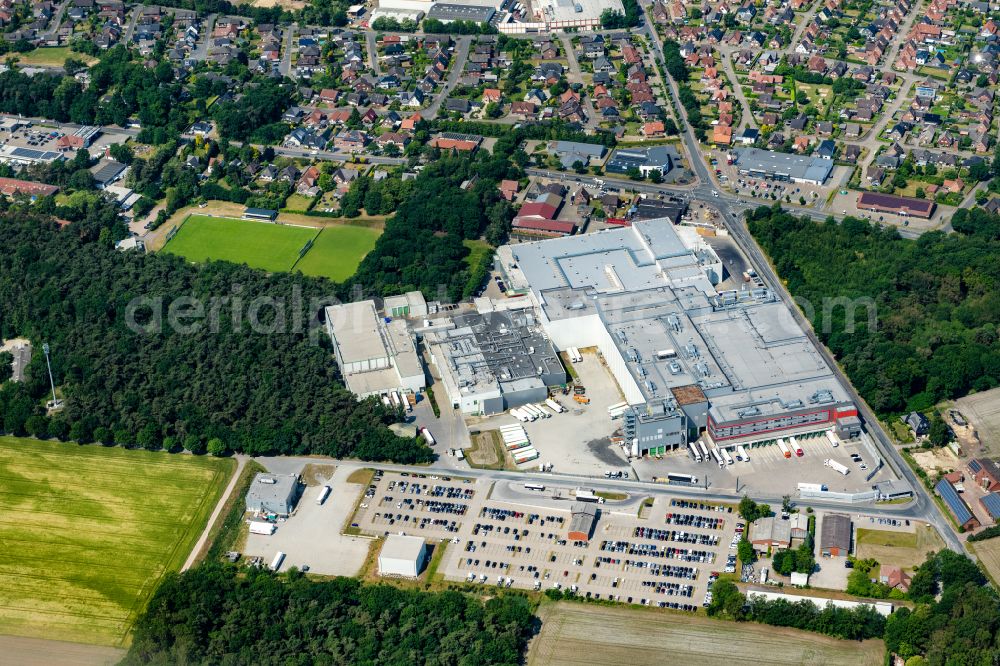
733 148 833 183
820 513 852 552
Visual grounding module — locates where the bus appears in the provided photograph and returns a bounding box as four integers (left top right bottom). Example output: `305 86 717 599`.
777 439 791 458
688 442 702 462
667 472 699 485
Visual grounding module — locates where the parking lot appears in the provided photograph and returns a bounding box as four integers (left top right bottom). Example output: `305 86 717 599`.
634 430 895 496
351 471 486 541
429 485 740 609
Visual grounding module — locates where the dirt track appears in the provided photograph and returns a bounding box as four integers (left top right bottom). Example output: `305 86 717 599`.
0 635 124 666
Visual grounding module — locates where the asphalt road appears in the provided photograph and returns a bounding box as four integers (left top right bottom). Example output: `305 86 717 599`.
423 36 472 119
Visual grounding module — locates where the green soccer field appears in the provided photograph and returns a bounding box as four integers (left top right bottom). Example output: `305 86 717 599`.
293 225 382 282
0 437 234 647
163 215 317 273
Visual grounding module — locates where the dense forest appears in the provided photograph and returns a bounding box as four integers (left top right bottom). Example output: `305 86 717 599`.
0 210 431 462
710 549 999 663
123 564 535 665
747 205 1000 414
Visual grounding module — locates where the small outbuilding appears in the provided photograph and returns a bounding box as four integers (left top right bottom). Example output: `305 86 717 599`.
378 534 427 577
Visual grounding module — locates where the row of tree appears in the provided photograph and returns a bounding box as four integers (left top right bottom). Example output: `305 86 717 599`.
123 564 535 665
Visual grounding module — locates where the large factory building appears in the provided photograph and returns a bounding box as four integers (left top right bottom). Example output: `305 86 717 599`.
495 218 858 456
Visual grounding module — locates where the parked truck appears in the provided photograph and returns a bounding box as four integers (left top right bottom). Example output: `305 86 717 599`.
270 551 286 571
249 521 276 536
777 439 791 458
791 436 804 457
825 430 840 448
420 428 436 446
721 448 734 465
825 459 850 475
737 445 749 462
545 398 565 413
316 485 332 505
575 488 606 503
797 482 828 493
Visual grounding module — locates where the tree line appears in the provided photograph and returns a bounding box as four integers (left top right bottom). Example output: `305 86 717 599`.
0 209 432 463
747 205 1000 415
122 563 535 665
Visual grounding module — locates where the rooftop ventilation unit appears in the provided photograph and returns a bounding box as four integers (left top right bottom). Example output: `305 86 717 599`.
809 389 835 404
668 361 683 374
667 314 682 332
737 406 761 418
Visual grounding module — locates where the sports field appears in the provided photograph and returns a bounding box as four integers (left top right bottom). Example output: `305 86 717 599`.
162 215 379 281
163 215 317 272
527 602 884 666
294 225 381 281
0 437 234 647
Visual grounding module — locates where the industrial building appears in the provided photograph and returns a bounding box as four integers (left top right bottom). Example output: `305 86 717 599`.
426 3 496 22
819 513 852 556
495 217 858 457
325 300 426 398
549 141 607 169
424 310 564 415
383 291 428 319
748 514 808 551
856 192 935 218
732 148 834 185
245 473 301 516
378 534 428 577
567 502 598 541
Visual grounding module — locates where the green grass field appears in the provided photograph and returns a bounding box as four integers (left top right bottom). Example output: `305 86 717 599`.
163 215 378 282
293 225 381 282
163 215 317 272
463 239 493 272
14 47 98 68
0 437 234 647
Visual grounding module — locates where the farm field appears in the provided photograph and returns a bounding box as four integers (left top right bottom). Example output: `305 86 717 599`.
163 215 317 273
293 225 381 282
956 387 1000 457
971 538 1000 587
527 602 884 666
855 526 944 571
0 437 233 647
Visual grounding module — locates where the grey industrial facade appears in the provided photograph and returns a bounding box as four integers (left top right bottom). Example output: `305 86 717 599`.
495 217 857 457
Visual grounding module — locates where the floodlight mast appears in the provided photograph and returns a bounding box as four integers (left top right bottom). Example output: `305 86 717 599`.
43 342 57 405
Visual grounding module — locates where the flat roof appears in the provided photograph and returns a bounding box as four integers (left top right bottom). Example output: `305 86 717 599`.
380 534 426 560
734 148 833 183
426 3 495 21
326 301 389 365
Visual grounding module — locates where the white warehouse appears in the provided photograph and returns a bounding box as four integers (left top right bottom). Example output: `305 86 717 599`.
325 300 426 398
378 534 427 577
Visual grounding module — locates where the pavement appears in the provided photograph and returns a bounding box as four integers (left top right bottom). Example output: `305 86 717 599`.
182 454 247 571
278 23 296 77
367 31 380 75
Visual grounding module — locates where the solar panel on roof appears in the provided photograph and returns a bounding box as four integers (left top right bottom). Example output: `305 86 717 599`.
982 493 1000 520
936 479 973 525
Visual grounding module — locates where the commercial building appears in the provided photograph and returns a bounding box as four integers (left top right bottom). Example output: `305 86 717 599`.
426 2 496 22
495 217 856 457
731 148 833 185
749 516 792 550
936 477 980 531
246 473 301 516
530 0 623 28
424 310 564 415
819 513 852 556
0 177 58 200
873 479 914 501
606 145 674 177
325 300 426 398
567 502 598 541
378 534 427 577
856 192 935 218
549 141 607 169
